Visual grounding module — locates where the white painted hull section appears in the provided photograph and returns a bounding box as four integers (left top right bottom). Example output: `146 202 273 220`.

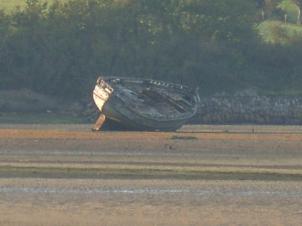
93 83 113 112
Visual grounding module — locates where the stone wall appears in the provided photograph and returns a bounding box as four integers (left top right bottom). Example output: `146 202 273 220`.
193 92 302 124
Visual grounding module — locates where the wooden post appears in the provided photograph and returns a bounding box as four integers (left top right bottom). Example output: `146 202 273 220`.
92 114 106 131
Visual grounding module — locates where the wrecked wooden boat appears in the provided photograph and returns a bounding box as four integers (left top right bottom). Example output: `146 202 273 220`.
92 76 200 131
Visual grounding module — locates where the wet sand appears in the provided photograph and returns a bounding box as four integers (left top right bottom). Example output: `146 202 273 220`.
0 124 302 225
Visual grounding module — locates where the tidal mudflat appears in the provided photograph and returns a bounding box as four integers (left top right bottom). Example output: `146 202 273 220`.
0 124 302 225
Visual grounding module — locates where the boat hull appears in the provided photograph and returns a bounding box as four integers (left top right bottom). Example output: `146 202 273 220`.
102 96 186 131
92 77 199 131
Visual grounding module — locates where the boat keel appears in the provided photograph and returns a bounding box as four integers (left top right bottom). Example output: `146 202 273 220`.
92 113 106 131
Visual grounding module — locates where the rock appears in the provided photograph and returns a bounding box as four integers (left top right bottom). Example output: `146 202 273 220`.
193 90 302 124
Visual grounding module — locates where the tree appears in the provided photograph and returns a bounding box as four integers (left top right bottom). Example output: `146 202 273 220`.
277 0 301 24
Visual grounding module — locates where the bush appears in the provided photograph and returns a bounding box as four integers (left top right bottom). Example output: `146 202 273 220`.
0 0 301 100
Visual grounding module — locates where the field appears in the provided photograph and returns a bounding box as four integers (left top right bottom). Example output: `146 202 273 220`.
1 124 302 225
